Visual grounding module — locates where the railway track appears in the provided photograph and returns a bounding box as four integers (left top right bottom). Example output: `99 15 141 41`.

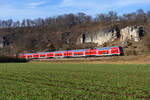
31 56 122 62
30 55 150 64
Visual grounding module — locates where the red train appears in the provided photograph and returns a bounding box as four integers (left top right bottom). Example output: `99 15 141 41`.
17 46 124 59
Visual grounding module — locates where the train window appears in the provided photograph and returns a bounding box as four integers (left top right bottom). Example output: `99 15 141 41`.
55 54 62 56
34 55 38 57
74 53 83 55
40 55 45 57
28 55 32 58
74 54 82 55
102 51 108 54
119 47 123 52
48 54 53 56
112 49 118 53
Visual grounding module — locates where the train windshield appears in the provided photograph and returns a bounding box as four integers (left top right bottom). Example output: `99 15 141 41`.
119 47 124 55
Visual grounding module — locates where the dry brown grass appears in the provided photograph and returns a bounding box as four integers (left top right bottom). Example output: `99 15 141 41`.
30 55 150 64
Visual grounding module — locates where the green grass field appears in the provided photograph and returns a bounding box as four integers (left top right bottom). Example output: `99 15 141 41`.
0 63 150 100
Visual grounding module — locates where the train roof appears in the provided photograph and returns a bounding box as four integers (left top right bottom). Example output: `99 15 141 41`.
53 51 66 53
24 52 50 55
24 53 34 55
96 46 121 50
36 52 50 54
96 47 111 50
71 49 90 52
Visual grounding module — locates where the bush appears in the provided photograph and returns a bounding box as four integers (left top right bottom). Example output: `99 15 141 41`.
125 50 137 56
0 56 28 63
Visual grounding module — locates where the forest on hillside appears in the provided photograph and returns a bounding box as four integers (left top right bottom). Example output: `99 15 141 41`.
0 9 150 56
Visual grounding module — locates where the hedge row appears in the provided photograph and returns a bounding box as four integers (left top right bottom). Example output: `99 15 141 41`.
0 56 28 63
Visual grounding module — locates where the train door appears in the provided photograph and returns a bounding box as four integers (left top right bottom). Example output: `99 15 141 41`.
67 51 72 57
23 55 27 59
27 55 33 59
111 47 120 55
85 49 91 56
101 50 109 55
97 50 102 56
64 51 68 57
90 49 97 56
47 52 54 58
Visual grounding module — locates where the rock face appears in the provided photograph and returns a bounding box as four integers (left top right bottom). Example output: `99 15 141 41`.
0 37 3 48
77 26 143 46
77 27 119 46
120 26 142 42
0 36 9 48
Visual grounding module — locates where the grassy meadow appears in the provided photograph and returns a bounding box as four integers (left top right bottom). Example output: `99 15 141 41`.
0 63 150 100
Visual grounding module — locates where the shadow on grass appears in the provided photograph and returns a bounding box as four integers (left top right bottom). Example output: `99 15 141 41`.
0 56 29 63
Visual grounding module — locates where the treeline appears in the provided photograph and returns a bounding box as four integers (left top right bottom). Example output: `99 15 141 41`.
0 9 150 55
0 9 149 29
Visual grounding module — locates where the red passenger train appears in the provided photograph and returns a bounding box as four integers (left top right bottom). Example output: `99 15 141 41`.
17 46 124 59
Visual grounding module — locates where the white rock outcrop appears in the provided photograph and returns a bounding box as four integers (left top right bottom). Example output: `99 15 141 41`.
120 26 141 42
77 26 142 46
77 27 119 46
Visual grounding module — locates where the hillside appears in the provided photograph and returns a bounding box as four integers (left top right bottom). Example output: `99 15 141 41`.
0 9 150 56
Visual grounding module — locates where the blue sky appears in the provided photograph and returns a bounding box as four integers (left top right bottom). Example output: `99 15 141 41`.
0 0 150 21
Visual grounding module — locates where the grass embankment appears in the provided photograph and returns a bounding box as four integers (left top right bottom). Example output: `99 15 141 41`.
0 63 150 100
31 55 150 64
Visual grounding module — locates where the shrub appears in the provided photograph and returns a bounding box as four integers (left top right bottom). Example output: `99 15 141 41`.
0 56 28 63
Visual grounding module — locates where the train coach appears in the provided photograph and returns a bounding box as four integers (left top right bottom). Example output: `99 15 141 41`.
17 46 123 59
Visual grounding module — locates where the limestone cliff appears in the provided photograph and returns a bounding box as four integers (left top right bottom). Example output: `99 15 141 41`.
120 26 143 42
77 26 143 46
